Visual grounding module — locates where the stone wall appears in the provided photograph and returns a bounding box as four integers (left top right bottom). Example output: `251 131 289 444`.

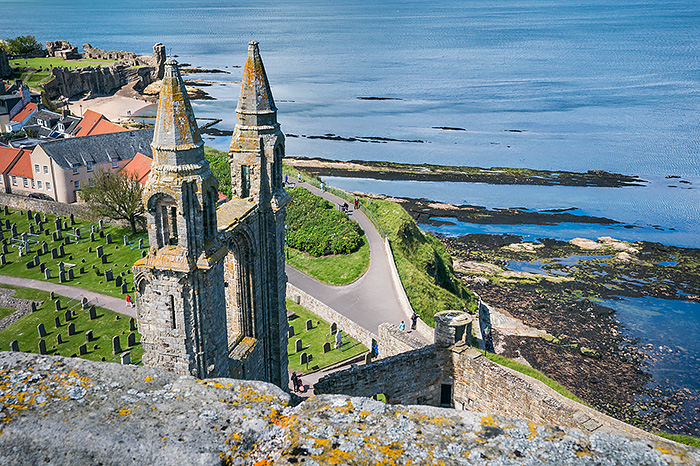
45 40 80 59
82 43 139 66
43 65 122 99
0 192 86 217
2 352 695 465
287 283 377 350
377 322 427 358
0 48 11 79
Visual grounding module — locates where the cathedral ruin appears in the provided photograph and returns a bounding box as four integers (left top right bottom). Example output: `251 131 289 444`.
133 41 289 388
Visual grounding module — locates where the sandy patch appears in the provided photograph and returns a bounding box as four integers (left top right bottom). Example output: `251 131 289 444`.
67 95 153 123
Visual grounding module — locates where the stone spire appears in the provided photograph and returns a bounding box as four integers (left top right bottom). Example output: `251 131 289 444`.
229 41 286 205
152 58 204 166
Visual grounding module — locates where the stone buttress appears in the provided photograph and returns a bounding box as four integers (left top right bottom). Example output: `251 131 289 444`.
133 59 229 379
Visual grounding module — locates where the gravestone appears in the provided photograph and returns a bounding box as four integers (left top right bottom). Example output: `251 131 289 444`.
0 254 5 266
33 255 40 266
120 351 131 365
59 271 66 283
70 213 75 225
124 235 129 245
41 241 48 254
288 326 295 338
88 306 96 320
81 297 88 309
67 268 74 280
38 339 46 355
112 335 121 354
129 318 136 331
45 268 51 279
21 232 27 243
99 219 104 230
24 242 31 254
90 232 95 242
105 268 113 281
300 352 308 366
0 230 3 240
26 210 32 221
10 224 16 237
295 339 302 353
58 244 64 256
127 332 136 347
138 238 144 249
74 228 81 239
50 291 54 300
85 330 93 342
54 299 61 311
2 243 7 254
330 322 337 335
31 301 37 312
79 344 87 355
105 233 112 244
10 340 18 352
4 219 9 229
54 316 60 328
34 213 41 224
37 323 47 338
141 250 147 258
64 235 71 245
58 262 65 273
24 260 32 269
101 255 108 264
4 206 9 216
29 224 35 235
50 248 58 259
115 275 122 287
79 266 85 274
67 322 75 336
99 230 104 238
56 333 63 345
64 310 71 322
365 353 373 364
44 229 49 236
306 319 313 331
121 283 128 294
323 342 332 353
96 245 103 258
18 246 24 257
54 218 61 231
62 221 68 230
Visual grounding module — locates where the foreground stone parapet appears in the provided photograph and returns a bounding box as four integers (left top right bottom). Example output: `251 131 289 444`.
0 352 697 465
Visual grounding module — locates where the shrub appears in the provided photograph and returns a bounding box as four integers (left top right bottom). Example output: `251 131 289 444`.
286 187 362 256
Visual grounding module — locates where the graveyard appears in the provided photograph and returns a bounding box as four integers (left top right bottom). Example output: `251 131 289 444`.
286 299 367 373
0 284 142 364
0 207 148 299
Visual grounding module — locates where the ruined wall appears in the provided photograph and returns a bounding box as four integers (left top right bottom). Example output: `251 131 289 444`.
82 43 139 65
43 65 122 99
2 352 695 465
378 322 427 358
0 48 12 79
45 41 80 59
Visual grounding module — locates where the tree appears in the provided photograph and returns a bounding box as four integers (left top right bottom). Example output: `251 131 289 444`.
2 35 43 55
80 170 145 235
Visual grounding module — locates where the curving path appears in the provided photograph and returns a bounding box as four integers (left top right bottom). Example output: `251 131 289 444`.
0 275 136 318
286 182 409 335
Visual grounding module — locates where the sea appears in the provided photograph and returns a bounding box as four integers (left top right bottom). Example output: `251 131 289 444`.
1 0 699 428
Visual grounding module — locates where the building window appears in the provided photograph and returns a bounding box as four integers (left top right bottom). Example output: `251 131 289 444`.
111 157 118 169
73 166 79 175
241 165 250 198
43 165 48 174
31 179 35 188
46 182 51 191
34 164 39 173
88 178 94 187
74 180 80 190
37 181 42 189
23 178 28 187
12 176 16 185
87 162 93 172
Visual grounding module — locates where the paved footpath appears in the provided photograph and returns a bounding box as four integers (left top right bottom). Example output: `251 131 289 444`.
0 275 136 318
286 182 409 335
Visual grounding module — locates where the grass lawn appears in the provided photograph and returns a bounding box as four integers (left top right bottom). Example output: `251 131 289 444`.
10 57 116 69
0 285 142 364
0 307 14 320
285 238 369 285
286 299 366 373
0 207 148 299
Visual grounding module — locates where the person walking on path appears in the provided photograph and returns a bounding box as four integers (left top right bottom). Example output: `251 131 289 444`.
410 312 418 330
126 295 133 308
399 320 405 331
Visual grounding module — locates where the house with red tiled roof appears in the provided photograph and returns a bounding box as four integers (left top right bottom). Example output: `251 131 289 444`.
121 151 152 184
4 102 37 132
0 147 33 195
73 109 126 137
0 146 25 193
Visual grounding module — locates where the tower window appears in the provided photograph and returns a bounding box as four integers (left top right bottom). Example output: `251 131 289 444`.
241 165 250 198
170 206 178 245
170 295 176 329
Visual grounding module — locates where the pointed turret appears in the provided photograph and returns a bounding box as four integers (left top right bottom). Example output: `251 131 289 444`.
143 59 219 257
152 59 204 165
229 41 286 206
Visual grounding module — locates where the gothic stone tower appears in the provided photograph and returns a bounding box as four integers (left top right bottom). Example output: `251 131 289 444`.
134 45 289 388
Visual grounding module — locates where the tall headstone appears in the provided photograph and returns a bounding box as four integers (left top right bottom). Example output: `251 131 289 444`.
123 235 129 245
58 262 65 273
295 339 302 353
11 224 17 237
105 268 113 281
42 241 48 255
96 245 103 258
129 318 136 331
127 332 136 347
105 233 112 244
58 244 64 256
38 339 47 355
330 322 337 335
88 306 97 320
56 333 63 345
323 342 332 353
54 218 62 232
67 268 74 280
34 213 41 225
10 340 18 352
115 275 122 287
70 213 75 225
90 232 95 242
74 228 81 240
120 283 128 294
85 330 93 342
59 271 66 283
55 299 61 311
67 322 75 336
31 301 37 312
138 238 143 249
37 323 47 338
45 268 51 279
120 351 131 365
54 316 61 328
79 344 87 355
26 210 32 221
0 254 5 266
50 248 58 259
288 326 295 338
64 310 71 322
300 352 308 366
112 335 121 354
305 319 313 331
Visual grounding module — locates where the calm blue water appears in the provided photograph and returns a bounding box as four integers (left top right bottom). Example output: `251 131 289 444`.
2 0 699 404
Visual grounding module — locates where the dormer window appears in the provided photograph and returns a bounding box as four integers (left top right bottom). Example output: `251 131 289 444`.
73 165 79 175
111 157 118 169
87 162 93 172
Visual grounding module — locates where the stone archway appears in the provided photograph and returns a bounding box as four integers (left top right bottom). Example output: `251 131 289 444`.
223 229 256 349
